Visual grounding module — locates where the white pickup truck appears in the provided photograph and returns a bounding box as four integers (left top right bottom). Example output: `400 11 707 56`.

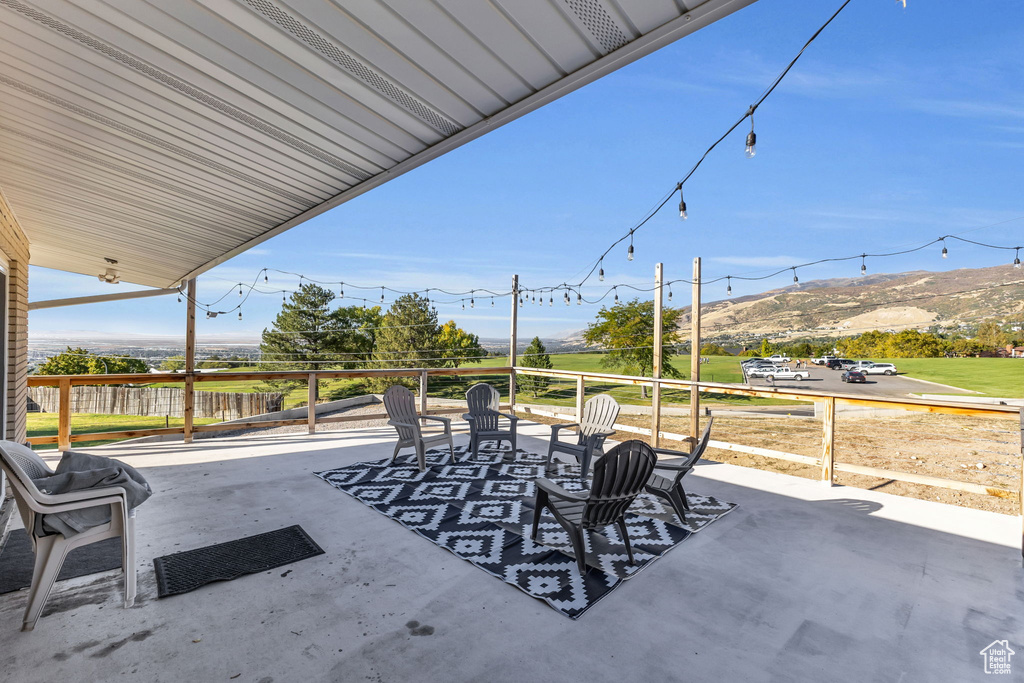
766 354 791 364
811 356 837 365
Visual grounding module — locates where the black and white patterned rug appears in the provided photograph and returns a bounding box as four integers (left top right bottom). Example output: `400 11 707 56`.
314 445 735 619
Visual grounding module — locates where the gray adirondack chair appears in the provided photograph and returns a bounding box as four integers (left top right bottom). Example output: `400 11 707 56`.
462 383 517 460
383 385 455 471
0 441 136 631
532 440 657 574
546 393 619 481
645 417 714 523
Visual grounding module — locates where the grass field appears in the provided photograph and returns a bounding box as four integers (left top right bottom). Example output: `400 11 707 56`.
865 357 1023 397
27 413 220 448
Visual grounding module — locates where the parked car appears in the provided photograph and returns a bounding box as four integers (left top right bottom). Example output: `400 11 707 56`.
747 365 809 381
812 356 837 365
841 370 866 383
848 360 875 371
862 362 897 376
766 354 791 364
827 358 854 370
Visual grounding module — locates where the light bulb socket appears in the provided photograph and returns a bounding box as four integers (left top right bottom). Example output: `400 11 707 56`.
627 244 634 261
745 131 756 158
599 267 605 281
679 199 687 220
941 246 948 258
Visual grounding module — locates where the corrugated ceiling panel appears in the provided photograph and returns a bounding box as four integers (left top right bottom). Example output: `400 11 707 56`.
0 0 756 288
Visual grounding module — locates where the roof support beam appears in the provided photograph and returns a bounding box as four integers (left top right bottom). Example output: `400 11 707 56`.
28 287 181 310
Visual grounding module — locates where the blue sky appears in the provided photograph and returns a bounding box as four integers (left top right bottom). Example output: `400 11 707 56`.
28 0 1024 345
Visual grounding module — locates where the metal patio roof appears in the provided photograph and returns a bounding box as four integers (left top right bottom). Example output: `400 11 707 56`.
0 0 755 288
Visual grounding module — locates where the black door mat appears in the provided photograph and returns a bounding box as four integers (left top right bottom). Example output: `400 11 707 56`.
0 530 123 595
153 525 324 598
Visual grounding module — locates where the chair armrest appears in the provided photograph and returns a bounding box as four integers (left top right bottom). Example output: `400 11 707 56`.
33 485 128 506
550 422 579 434
462 413 475 422
387 419 420 433
420 415 451 424
496 412 518 423
43 494 127 515
651 461 692 472
535 478 588 502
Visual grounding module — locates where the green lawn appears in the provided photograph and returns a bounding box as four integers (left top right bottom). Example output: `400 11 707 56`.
867 357 1024 397
27 413 220 449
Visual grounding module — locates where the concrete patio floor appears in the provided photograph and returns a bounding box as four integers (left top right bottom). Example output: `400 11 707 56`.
1 421 1021 682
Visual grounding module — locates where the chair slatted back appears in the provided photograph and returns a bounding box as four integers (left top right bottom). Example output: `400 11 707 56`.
0 441 54 540
465 383 500 432
383 385 418 442
582 440 656 529
578 394 619 444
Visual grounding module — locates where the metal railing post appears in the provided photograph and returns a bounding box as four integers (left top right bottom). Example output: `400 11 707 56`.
420 371 428 415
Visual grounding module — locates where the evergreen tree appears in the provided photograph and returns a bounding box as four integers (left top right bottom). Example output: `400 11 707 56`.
519 336 553 397
368 293 440 391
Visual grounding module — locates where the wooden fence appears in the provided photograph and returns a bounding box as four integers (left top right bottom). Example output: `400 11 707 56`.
28 385 282 420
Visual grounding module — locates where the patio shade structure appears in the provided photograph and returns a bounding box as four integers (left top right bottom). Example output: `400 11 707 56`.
0 0 756 289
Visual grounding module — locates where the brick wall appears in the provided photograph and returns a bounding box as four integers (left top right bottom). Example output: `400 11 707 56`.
0 189 29 443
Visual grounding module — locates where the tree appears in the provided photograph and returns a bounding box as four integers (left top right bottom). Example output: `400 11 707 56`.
37 347 148 375
583 298 683 398
259 284 381 393
160 355 186 372
436 320 487 368
975 321 1010 350
699 343 732 356
368 293 440 391
519 336 553 397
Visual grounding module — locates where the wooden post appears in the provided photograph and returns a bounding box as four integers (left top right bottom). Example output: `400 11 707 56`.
1019 406 1023 563
690 258 701 444
575 375 585 424
419 370 428 415
509 274 518 413
183 278 196 444
821 397 836 485
307 373 317 434
57 378 71 451
652 263 664 447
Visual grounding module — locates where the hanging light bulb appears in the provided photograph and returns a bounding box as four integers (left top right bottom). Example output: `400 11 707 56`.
727 277 732 297
462 301 465 310
1014 248 1021 269
549 295 553 306
282 291 286 303
238 310 242 321
564 291 570 306
519 296 523 308
792 268 799 284
860 255 867 276
339 283 344 298
627 240 634 261
491 298 494 307
470 295 475 308
677 184 687 220
577 292 582 305
264 272 269 284
380 287 385 303
940 238 948 259
238 284 243 297
531 295 536 304
668 286 673 302
599 263 605 281
613 287 619 304
745 108 756 158
177 294 182 303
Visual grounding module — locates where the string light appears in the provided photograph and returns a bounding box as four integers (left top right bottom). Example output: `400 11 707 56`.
238 284 243 297
577 291 582 305
380 287 385 303
627 236 634 262
461 301 465 310
549 295 553 306
599 262 605 281
1015 248 1021 269
339 283 344 298
941 238 948 259
177 294 182 303
491 298 495 307
726 277 732 296
792 267 799 284
860 254 867 276
677 184 687 220
470 293 475 308
238 310 242 321
264 272 268 284
668 285 673 302
745 108 756 158
614 287 619 303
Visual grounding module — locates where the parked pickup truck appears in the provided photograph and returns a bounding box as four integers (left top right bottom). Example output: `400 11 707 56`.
811 356 837 365
746 365 809 381
766 354 791 363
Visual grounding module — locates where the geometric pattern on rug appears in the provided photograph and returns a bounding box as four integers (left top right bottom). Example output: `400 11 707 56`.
314 444 736 619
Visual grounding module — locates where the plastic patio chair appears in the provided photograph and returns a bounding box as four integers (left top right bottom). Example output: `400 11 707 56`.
531 440 657 574
644 417 714 523
545 393 619 481
0 441 136 631
383 385 456 471
462 383 518 460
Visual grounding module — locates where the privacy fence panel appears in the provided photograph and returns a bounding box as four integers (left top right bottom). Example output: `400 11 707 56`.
29 386 282 420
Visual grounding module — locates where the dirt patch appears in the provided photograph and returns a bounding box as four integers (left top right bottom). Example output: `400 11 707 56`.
528 411 1021 515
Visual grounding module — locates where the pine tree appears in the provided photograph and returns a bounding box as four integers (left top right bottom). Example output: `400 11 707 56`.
368 293 440 391
519 336 553 397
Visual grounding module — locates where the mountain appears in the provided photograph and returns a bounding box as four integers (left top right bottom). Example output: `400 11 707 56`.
678 264 1024 341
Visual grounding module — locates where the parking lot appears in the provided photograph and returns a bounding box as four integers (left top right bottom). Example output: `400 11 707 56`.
743 364 974 398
